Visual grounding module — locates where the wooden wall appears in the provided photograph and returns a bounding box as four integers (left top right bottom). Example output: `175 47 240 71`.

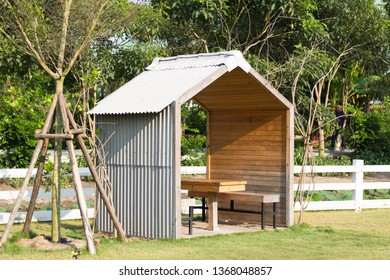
208 110 288 226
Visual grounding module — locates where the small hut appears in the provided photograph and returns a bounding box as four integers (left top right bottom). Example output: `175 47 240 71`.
89 51 294 239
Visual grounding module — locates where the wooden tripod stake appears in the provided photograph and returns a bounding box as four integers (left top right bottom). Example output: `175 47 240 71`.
0 92 128 254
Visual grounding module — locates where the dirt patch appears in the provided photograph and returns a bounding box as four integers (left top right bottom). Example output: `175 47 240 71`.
17 235 86 250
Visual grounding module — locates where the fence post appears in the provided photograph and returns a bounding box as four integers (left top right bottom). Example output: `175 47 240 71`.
352 159 364 212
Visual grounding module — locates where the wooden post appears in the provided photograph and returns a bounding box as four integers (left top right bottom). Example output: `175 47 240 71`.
352 159 364 212
66 139 96 254
23 138 49 234
207 193 219 231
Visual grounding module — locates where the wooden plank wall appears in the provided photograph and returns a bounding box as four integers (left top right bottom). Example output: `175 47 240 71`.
208 110 288 226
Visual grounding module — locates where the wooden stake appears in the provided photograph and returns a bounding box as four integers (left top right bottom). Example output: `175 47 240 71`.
35 133 73 139
66 139 96 254
23 138 49 234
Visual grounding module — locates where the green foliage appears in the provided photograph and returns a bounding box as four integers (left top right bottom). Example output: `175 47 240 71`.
349 97 390 165
0 178 35 189
315 155 351 166
9 230 38 243
294 141 351 167
0 66 53 168
316 0 389 74
89 4 168 98
181 135 206 166
152 0 327 58
181 101 207 166
310 190 352 202
41 205 52 211
42 160 73 189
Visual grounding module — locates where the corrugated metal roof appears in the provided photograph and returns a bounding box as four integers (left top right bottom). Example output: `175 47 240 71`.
89 51 251 115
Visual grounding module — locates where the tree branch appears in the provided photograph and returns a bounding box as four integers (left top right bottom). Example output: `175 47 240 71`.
2 0 59 79
57 0 73 74
63 0 108 77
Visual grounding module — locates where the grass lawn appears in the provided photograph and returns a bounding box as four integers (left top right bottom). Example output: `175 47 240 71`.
0 209 389 260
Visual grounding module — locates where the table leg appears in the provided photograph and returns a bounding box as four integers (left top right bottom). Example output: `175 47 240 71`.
207 193 219 231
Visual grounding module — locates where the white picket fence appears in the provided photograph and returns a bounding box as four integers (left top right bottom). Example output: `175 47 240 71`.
293 159 390 211
1 161 389 224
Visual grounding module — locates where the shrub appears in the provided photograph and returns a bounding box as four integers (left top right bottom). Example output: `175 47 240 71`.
349 97 390 165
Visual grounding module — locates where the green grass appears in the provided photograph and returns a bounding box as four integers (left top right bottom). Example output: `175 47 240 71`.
1 209 389 260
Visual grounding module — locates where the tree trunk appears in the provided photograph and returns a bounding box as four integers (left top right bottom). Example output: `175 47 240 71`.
318 121 325 157
52 79 64 243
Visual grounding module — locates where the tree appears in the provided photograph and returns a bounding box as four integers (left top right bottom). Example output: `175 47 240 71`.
316 0 390 104
0 0 136 243
151 0 327 59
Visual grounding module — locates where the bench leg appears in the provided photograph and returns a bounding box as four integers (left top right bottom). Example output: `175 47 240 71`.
189 206 194 235
261 203 265 230
273 202 277 229
201 198 207 222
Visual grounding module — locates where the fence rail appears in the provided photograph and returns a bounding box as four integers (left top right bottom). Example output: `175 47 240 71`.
1 160 389 224
293 159 390 211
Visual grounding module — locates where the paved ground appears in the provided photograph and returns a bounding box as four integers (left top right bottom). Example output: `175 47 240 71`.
180 221 265 238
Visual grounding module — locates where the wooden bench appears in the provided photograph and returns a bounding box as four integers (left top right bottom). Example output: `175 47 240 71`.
188 190 280 230
182 179 246 232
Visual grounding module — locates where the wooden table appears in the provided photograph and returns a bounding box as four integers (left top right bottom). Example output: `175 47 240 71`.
181 178 246 231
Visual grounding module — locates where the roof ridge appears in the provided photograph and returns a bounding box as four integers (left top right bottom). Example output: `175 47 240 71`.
146 50 251 72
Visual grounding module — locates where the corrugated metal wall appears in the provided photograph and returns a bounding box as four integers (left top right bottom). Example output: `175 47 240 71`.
95 105 176 239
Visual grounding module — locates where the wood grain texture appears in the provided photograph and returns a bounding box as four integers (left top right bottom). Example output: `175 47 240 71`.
205 106 290 227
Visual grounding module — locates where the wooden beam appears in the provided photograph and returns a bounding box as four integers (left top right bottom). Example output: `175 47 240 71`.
35 133 73 139
68 128 85 135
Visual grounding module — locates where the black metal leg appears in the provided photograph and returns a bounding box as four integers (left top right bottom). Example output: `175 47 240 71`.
188 206 194 235
261 202 265 229
273 202 277 229
201 198 206 222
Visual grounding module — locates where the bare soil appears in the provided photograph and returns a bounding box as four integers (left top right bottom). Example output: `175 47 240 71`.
17 235 87 251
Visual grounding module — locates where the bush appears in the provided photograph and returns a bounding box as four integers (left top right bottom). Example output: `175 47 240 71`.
0 67 53 168
181 135 206 166
349 97 390 165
